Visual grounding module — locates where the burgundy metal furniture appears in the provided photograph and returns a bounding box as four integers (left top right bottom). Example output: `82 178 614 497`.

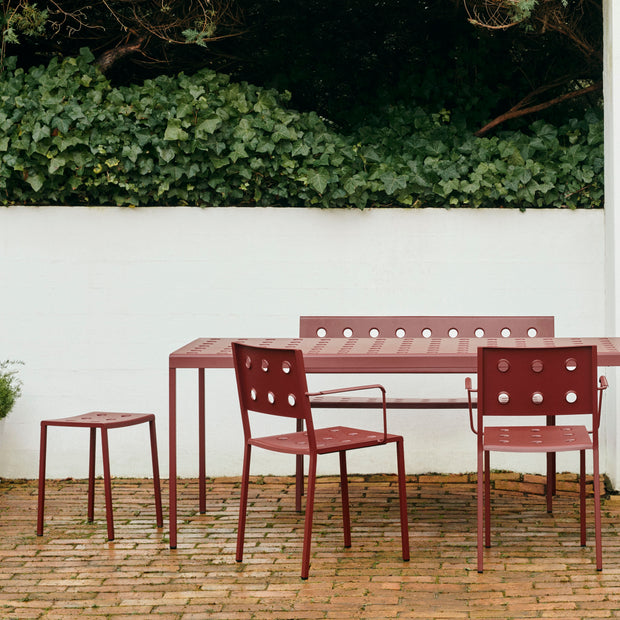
466 346 607 572
298 316 557 501
168 335 620 549
37 411 163 541
299 315 555 411
232 342 410 579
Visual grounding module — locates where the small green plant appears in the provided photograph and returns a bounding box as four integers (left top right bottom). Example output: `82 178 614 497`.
0 360 23 419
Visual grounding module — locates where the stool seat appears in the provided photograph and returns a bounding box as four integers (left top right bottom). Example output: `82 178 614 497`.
37 411 163 541
44 411 156 428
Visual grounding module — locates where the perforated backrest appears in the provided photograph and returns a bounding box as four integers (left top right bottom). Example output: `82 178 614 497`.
478 346 597 418
232 342 314 430
299 316 555 339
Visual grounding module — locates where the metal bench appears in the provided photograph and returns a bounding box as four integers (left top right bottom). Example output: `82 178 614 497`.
300 315 555 411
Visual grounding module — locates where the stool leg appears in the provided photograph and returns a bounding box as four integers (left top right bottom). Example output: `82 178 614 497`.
148 419 163 528
87 428 97 523
100 427 115 541
37 423 48 536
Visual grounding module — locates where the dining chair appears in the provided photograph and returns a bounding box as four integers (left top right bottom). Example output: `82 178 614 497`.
466 346 607 572
231 342 410 579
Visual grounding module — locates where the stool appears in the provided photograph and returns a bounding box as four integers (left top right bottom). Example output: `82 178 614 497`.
37 411 163 540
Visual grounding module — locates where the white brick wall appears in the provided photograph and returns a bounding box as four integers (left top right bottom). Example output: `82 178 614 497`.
0 206 606 479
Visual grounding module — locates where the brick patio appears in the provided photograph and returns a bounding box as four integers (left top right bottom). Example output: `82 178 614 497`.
1 473 620 619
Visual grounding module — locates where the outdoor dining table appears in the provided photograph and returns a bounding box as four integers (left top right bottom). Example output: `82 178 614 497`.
167 335 620 548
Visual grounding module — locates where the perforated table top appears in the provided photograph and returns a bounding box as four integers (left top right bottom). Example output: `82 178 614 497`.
169 337 620 373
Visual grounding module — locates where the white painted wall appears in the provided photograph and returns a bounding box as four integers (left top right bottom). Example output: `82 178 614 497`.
603 0 620 489
0 206 607 481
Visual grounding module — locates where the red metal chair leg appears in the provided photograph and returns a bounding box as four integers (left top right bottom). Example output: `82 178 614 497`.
396 438 410 561
295 419 304 512
301 454 317 580
236 444 252 563
580 450 587 547
593 446 602 571
149 419 163 528
339 451 351 548
87 428 97 523
100 428 114 541
477 447 484 573
37 423 48 536
484 450 491 549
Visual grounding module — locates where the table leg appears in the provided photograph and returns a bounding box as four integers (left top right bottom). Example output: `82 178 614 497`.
199 368 206 514
169 367 177 549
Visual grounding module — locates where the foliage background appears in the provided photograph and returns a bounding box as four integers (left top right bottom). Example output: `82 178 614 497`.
0 0 604 208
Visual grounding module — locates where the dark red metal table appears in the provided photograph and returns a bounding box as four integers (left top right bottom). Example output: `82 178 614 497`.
168 336 620 548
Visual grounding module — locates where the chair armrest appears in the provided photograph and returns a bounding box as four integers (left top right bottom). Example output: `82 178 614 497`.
465 377 478 435
596 375 608 430
307 384 388 441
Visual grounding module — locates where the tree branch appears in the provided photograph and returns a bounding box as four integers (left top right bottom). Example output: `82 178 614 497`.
474 80 602 137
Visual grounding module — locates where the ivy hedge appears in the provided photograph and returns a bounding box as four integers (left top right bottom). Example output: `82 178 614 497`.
0 49 604 209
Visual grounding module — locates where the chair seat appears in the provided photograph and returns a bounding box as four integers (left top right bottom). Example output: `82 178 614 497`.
484 425 592 453
42 411 155 429
249 426 400 455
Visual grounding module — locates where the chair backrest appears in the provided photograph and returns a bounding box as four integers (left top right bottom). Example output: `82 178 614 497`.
232 342 316 440
477 345 598 419
299 316 555 339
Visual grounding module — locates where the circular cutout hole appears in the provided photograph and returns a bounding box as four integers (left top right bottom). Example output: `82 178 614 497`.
422 328 432 338
497 359 510 373
448 328 458 338
531 359 544 373
395 328 406 338
261 359 269 372
282 361 291 374
501 328 511 337
343 328 353 338
565 358 578 371
566 391 578 404
475 328 485 338
532 392 544 405
250 388 257 401
267 391 275 404
528 327 538 337
288 394 296 406
369 328 379 338
245 356 252 369
316 327 327 338
498 391 510 405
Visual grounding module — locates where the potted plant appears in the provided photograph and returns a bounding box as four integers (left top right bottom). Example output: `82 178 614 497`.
0 360 23 419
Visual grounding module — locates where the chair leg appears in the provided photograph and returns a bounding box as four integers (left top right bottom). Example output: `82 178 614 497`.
301 454 317 580
477 446 484 573
339 451 351 548
148 419 164 528
100 428 115 541
236 444 252 563
592 446 603 571
295 419 304 512
395 438 410 561
36 423 48 536
484 450 491 549
87 428 97 523
580 450 587 547
546 415 557 502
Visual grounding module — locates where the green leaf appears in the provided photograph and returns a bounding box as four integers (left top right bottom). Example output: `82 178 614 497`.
306 168 330 194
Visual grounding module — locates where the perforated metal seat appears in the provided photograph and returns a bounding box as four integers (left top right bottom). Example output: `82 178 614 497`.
466 346 607 572
232 342 410 580
37 411 163 541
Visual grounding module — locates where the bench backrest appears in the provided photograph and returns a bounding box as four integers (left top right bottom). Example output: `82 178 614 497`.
299 316 555 339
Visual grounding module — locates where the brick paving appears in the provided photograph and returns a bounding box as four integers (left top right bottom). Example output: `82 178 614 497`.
1 473 620 619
